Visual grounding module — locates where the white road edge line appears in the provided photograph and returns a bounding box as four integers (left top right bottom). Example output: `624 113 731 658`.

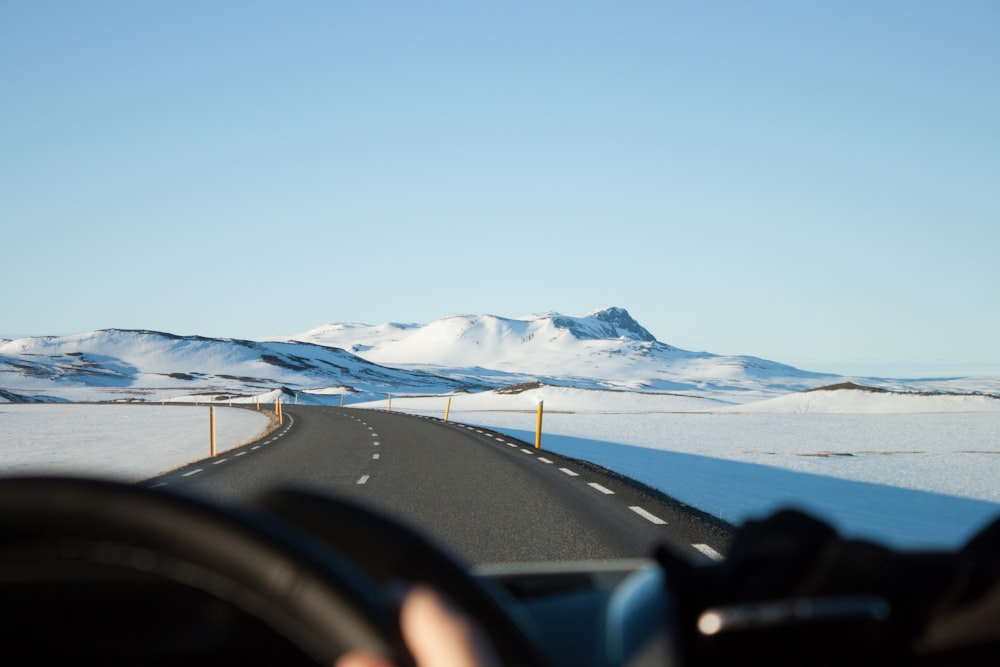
692 544 724 561
559 468 579 477
629 506 667 524
588 482 615 495
182 469 203 477
357 475 370 485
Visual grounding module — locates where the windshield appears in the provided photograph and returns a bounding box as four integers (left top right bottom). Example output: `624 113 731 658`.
1 2 997 561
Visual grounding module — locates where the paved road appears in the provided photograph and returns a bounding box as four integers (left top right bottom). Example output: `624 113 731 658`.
146 406 730 565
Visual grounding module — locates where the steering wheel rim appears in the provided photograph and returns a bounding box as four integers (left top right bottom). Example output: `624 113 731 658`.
0 476 407 665
256 486 550 667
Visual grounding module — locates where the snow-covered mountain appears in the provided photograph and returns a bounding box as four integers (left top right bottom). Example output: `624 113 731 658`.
275 307 839 398
0 329 475 403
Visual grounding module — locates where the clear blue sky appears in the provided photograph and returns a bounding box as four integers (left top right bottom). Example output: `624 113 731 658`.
2 1 998 378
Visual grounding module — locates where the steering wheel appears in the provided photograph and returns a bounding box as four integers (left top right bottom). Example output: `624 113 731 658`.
0 477 407 665
255 487 550 667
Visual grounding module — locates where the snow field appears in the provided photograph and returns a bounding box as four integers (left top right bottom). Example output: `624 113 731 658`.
0 404 272 481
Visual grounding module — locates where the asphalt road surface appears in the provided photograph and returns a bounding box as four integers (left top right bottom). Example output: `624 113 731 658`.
145 406 731 565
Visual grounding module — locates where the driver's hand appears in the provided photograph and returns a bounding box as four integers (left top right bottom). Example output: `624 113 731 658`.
335 586 500 667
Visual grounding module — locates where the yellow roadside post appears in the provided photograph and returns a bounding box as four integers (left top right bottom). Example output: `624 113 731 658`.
210 406 217 457
535 401 544 449
387 394 392 413
445 397 452 422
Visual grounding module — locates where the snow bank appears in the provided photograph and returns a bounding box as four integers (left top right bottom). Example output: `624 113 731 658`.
723 388 1000 414
367 386 731 414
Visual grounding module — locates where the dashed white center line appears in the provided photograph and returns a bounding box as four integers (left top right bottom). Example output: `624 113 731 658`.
520 449 534 455
506 443 518 448
150 482 167 488
373 453 380 460
588 482 615 495
235 451 247 456
538 457 553 464
495 437 505 442
559 468 579 477
251 445 261 450
629 506 667 525
373 441 380 446
212 458 227 465
182 469 203 477
357 475 370 485
372 433 379 437
692 544 724 561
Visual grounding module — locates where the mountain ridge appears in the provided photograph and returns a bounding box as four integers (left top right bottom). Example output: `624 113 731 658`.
4 309 998 404
274 307 832 395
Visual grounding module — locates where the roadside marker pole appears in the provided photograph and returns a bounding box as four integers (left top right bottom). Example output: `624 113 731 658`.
210 406 217 457
535 401 544 449
445 397 452 422
388 393 392 413
340 394 345 408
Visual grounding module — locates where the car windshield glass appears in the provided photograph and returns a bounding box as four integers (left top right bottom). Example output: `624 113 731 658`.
1 2 997 562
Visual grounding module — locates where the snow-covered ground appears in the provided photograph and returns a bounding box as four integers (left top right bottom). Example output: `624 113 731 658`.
355 387 1000 549
0 404 272 481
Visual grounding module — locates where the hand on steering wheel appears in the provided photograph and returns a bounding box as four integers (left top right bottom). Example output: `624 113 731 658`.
337 586 500 667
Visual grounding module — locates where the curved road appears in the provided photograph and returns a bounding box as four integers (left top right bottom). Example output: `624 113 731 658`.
146 407 729 565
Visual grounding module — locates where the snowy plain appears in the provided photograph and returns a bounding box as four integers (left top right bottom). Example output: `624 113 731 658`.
0 404 273 481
